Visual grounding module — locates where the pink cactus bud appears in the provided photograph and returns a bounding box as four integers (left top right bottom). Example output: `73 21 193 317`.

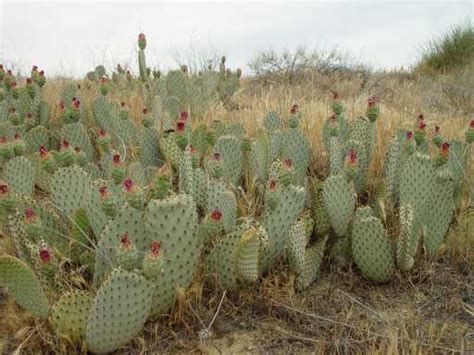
418 121 426 130
180 111 188 121
24 207 37 220
150 240 161 256
14 133 20 140
39 247 51 263
213 152 221 161
61 139 70 149
112 153 121 164
26 78 33 85
99 185 108 198
440 142 450 157
120 232 132 248
210 209 222 221
283 158 293 169
32 65 38 71
39 70 44 76
406 131 413 140
269 179 277 191
98 128 107 137
123 177 134 192
39 144 48 157
73 99 80 109
290 104 298 114
346 149 357 165
138 33 146 41
176 121 185 133
0 181 9 195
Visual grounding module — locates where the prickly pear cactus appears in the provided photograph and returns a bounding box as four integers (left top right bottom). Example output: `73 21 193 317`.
60 122 94 160
206 182 237 233
424 168 455 255
260 185 306 272
144 194 199 315
251 131 272 184
94 203 147 284
322 175 356 237
25 125 49 153
4 156 35 195
86 268 154 353
295 236 327 291
214 135 243 186
281 127 310 184
397 204 416 271
351 207 395 283
397 152 435 270
309 178 331 236
51 165 92 214
51 291 93 342
0 255 49 317
328 136 344 176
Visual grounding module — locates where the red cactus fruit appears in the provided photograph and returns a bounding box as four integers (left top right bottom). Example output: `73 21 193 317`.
123 177 134 192
180 111 188 121
98 128 107 137
406 131 413 140
120 232 132 248
26 78 33 85
121 101 126 107
39 145 48 157
176 121 185 132
0 136 6 143
470 119 474 128
74 147 81 153
24 207 37 220
332 91 339 100
150 240 161 256
0 181 8 195
59 100 65 110
61 139 70 149
346 149 357 165
99 185 108 198
210 209 222 221
112 153 121 164
143 107 148 114
283 158 293 169
39 247 51 263
26 112 33 119
269 179 277 191
290 104 299 114
434 125 440 134
417 114 424 121
213 152 221 161
418 121 426 130
73 99 80 109
32 65 38 71
14 133 20 140
440 142 450 157
39 70 44 76
138 33 146 41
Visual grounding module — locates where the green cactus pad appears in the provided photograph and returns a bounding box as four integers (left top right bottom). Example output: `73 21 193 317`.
4 156 35 195
295 236 327 291
352 213 395 283
51 165 92 214
86 268 154 353
0 255 49 317
322 175 356 237
51 290 93 342
144 194 199 315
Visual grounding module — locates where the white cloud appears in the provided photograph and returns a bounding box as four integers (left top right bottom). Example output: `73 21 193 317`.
0 1 471 77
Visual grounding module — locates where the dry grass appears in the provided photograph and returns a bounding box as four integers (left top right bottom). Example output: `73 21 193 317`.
0 73 472 354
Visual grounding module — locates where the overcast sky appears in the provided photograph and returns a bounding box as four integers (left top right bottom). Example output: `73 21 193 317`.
0 1 472 77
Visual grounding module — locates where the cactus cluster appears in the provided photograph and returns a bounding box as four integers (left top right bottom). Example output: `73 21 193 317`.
0 35 472 353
